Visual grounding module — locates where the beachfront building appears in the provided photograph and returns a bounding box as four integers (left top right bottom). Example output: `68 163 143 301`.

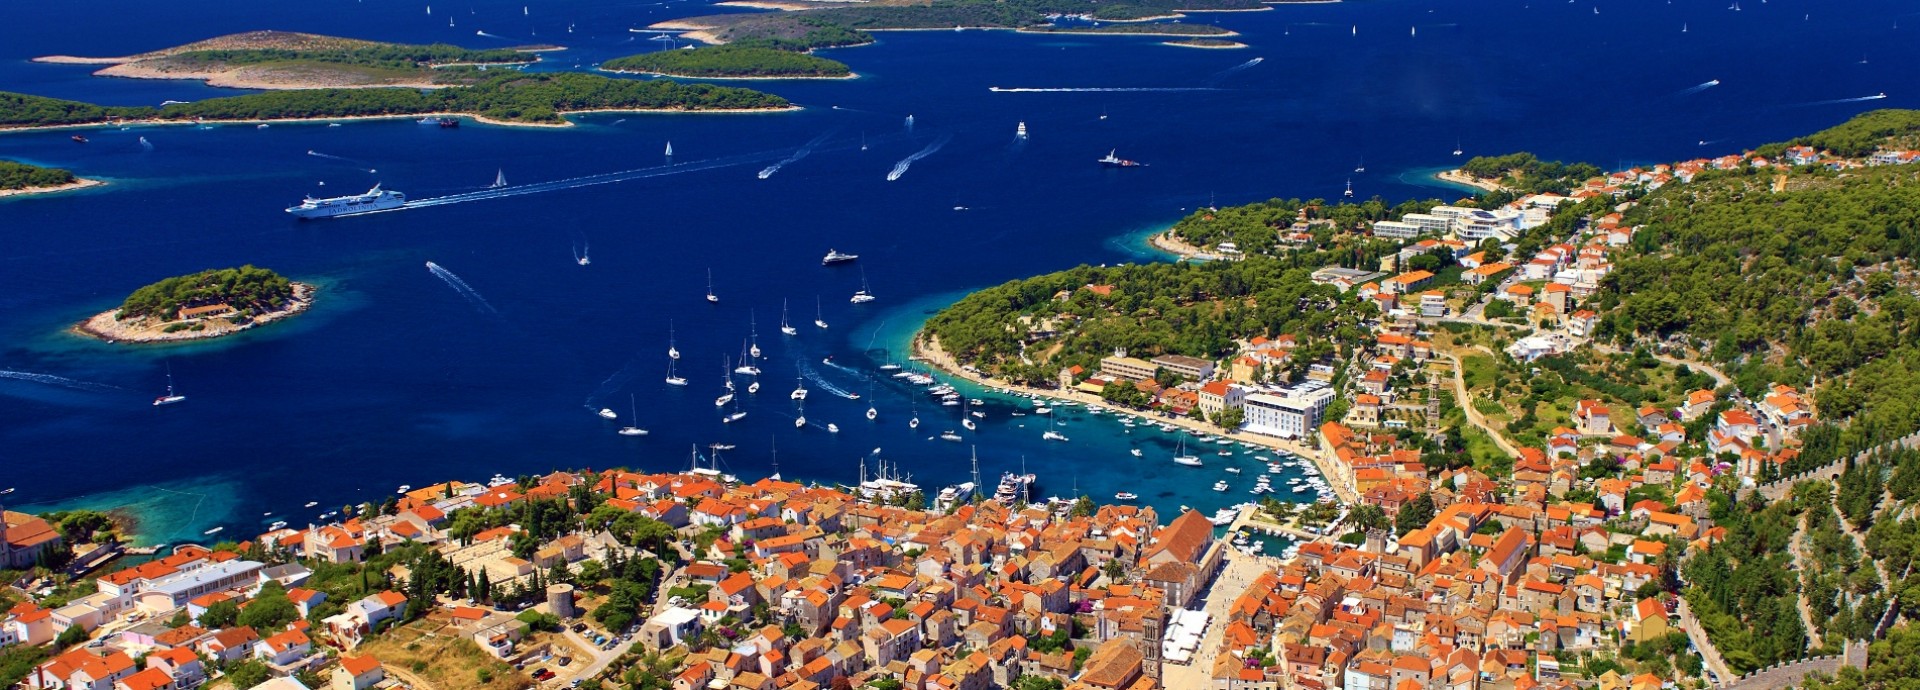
1149 354 1214 383
1195 380 1245 418
1098 351 1158 382
1242 382 1336 439
1 508 62 570
1372 220 1423 239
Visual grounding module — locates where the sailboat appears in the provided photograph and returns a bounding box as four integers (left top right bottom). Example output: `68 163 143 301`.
618 395 647 435
1354 157 1366 173
814 296 829 329
791 376 809 400
574 240 590 266
705 269 718 303
850 267 875 304
490 169 507 188
667 321 681 361
1343 179 1354 198
795 401 807 428
665 352 687 386
1452 138 1464 157
748 313 762 358
665 141 674 156
961 398 976 431
908 397 920 429
715 357 735 406
780 299 798 335
1173 437 1202 466
860 132 868 151
723 395 747 423
153 363 187 406
1042 415 1067 442
734 340 761 375
863 383 877 421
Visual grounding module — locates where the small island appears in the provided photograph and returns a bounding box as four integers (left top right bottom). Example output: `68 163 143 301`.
75 266 315 344
33 31 553 90
601 43 853 79
0 159 103 198
1163 37 1248 48
0 71 792 131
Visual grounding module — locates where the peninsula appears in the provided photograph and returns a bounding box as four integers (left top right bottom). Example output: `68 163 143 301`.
0 72 791 130
654 0 1271 47
601 43 853 79
33 31 554 90
0 159 102 198
75 266 315 343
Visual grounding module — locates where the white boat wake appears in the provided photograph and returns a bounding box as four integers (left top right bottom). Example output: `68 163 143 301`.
887 133 952 181
989 87 1223 93
0 370 124 392
425 261 499 315
1202 57 1263 86
1675 79 1721 97
396 145 806 212
758 130 836 179
308 150 375 173
800 366 859 400
1791 93 1889 106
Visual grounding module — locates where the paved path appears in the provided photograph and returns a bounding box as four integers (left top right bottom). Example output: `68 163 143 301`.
565 628 635 685
1160 549 1268 690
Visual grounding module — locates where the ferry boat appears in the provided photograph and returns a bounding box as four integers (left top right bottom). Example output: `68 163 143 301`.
822 249 859 265
287 185 407 219
1098 150 1145 168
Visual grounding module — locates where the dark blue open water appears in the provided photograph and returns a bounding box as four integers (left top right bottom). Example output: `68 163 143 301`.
2 0 1915 543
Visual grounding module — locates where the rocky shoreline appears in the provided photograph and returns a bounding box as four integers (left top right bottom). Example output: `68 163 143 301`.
74 282 317 344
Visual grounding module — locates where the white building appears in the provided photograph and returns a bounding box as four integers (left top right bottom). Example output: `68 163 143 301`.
1242 382 1336 439
1372 220 1422 239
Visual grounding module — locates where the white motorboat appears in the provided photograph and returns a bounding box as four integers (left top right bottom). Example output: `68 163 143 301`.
791 377 809 400
1214 481 1229 492
795 416 807 428
828 423 840 433
597 408 617 419
1225 467 1241 474
1130 448 1143 457
1114 491 1137 501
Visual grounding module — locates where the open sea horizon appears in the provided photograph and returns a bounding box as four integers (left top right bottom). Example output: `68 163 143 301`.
2 0 1915 545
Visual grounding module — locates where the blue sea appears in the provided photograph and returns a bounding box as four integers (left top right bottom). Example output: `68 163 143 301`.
2 0 1915 544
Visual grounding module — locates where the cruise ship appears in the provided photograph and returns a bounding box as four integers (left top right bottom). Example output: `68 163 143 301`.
286 185 407 219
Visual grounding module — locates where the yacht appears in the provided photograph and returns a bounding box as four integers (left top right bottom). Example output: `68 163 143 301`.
1225 467 1241 474
1098 150 1145 168
795 415 807 428
822 249 858 265
791 377 809 400
1017 122 1028 138
1214 480 1229 492
851 268 875 304
1114 491 1137 501
303 501 318 507
1173 438 1201 466
828 423 841 433
1130 448 1143 457
287 185 406 219
940 430 964 442
597 408 617 419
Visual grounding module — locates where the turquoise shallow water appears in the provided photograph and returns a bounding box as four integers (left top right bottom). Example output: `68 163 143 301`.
1 0 1917 541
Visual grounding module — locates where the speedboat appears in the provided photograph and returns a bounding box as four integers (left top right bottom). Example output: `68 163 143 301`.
1213 481 1229 492
597 408 618 419
1130 448 1143 457
827 423 840 433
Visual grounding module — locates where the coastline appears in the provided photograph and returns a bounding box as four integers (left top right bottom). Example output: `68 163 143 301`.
0 177 106 199
1163 40 1249 49
598 67 859 81
0 105 801 136
1147 230 1223 261
910 333 1358 505
1017 27 1242 37
72 283 317 344
1435 168 1512 193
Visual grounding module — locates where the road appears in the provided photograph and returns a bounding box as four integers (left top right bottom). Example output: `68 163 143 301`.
1437 352 1522 458
563 628 636 685
1158 549 1268 690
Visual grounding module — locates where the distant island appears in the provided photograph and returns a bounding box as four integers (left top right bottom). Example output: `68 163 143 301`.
655 0 1275 46
1022 23 1237 36
32 31 555 90
0 72 792 131
601 43 854 79
0 159 102 198
75 266 315 344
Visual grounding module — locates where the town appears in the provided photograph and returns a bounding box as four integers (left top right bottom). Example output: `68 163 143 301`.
7 125 1920 690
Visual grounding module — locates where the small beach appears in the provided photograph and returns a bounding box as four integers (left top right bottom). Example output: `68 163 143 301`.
0 177 105 199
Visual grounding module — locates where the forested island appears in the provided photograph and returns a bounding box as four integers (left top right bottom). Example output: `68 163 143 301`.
0 160 100 198
658 0 1260 46
601 43 853 79
0 72 790 130
1023 22 1236 35
75 266 315 343
33 31 551 90
1165 38 1249 48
